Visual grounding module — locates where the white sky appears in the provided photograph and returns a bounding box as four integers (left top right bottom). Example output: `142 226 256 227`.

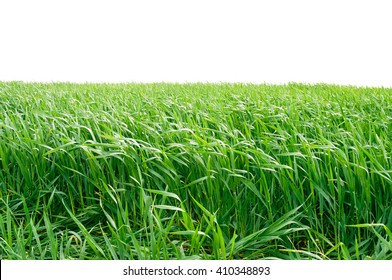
0 0 391 87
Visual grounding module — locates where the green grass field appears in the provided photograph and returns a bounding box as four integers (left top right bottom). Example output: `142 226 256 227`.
0 82 391 260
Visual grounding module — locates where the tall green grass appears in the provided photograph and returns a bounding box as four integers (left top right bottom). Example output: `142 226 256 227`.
0 82 391 259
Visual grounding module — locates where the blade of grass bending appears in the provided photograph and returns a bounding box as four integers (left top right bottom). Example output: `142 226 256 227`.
152 205 184 212
233 205 307 255
140 187 182 202
61 199 106 258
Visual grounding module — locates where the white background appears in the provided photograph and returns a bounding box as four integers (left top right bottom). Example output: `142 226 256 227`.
2 260 391 280
0 0 391 87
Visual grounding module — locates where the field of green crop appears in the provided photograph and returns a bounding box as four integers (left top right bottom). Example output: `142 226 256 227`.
0 82 391 260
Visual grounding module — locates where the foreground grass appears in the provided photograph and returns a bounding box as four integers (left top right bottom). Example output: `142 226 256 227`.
0 82 391 260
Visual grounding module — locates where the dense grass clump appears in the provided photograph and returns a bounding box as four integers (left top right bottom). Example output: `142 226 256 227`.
0 82 391 259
